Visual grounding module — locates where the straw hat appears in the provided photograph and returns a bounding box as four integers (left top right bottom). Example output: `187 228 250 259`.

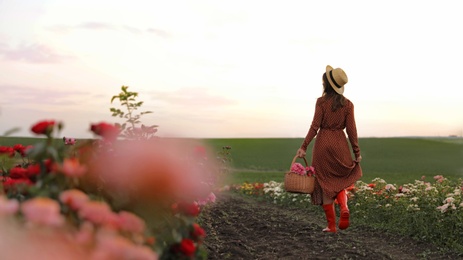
326 65 348 95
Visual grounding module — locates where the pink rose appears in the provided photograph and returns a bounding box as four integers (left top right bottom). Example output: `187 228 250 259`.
0 196 19 215
59 189 89 211
21 197 64 227
290 163 306 175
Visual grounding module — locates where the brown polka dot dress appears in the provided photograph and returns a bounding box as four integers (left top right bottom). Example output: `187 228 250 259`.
300 95 362 205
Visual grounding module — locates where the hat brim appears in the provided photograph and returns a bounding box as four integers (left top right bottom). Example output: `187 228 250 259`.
326 65 344 95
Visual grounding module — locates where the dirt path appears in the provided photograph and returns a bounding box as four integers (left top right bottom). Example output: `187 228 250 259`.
200 192 461 260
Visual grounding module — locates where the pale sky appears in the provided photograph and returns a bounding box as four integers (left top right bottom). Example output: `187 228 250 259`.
1 0 462 139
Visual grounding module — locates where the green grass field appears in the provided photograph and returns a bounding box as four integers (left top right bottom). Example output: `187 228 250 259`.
2 136 462 186
204 137 463 185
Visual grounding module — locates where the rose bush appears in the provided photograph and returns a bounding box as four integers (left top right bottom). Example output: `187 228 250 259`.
0 119 221 259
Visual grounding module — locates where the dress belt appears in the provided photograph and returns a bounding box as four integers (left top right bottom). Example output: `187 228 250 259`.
320 128 343 131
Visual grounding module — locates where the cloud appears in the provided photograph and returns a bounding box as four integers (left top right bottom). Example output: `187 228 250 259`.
146 28 171 38
148 88 238 108
0 44 71 64
1 85 88 107
49 22 170 37
78 22 115 30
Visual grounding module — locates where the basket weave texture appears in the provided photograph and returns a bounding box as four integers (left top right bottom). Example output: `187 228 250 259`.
284 156 315 194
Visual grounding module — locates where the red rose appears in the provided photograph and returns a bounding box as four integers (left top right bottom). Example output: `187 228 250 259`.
2 177 33 193
0 146 14 157
191 223 206 242
26 164 41 177
90 122 120 140
13 144 26 156
178 202 200 217
43 159 54 173
9 167 28 179
31 120 56 135
177 238 196 257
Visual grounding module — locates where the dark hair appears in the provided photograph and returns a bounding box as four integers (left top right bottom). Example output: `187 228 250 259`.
322 72 345 111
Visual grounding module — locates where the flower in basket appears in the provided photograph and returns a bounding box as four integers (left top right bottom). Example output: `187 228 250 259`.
290 163 306 175
306 166 316 177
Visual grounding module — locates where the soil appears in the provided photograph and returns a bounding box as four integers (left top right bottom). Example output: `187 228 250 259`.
200 192 462 260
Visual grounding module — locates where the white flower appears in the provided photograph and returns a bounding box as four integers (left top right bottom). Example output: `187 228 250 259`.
437 203 449 213
455 190 462 196
407 204 420 211
372 178 386 184
410 197 419 202
401 187 411 193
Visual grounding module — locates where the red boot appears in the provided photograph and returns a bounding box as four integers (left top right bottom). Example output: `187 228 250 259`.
337 189 350 230
322 204 336 233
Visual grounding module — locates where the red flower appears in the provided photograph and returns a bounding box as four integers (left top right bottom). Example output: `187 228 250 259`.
13 144 27 157
191 223 206 242
43 159 54 173
177 201 200 217
9 167 28 179
368 183 376 188
0 146 15 157
26 164 41 177
31 120 56 135
145 236 156 246
177 238 196 257
90 122 120 140
346 184 356 192
2 177 33 193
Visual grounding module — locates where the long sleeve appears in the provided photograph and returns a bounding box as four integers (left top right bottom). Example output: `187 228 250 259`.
345 102 360 158
300 99 323 151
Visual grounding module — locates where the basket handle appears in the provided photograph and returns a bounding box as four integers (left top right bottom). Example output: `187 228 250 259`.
289 155 308 171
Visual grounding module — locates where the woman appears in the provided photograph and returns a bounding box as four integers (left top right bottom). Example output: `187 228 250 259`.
297 65 362 233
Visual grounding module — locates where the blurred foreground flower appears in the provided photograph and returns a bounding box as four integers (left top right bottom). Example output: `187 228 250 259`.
87 139 218 203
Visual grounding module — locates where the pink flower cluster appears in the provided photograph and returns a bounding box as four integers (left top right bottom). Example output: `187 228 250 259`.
63 137 76 145
196 192 217 206
0 189 157 259
290 163 316 176
290 163 306 175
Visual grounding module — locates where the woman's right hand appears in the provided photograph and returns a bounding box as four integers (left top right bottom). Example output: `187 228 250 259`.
296 148 306 158
355 155 362 163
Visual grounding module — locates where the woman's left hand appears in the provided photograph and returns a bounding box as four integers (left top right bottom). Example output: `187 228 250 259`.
296 148 306 158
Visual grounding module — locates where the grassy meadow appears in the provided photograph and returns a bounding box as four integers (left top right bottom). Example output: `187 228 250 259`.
204 137 463 186
2 136 462 186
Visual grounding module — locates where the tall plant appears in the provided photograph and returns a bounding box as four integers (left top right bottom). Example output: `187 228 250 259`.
110 85 158 140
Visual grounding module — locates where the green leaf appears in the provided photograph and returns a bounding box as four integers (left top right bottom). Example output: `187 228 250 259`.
46 146 60 162
27 142 47 158
110 96 119 103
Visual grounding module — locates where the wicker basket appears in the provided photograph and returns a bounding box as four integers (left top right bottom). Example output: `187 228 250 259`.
284 155 315 194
